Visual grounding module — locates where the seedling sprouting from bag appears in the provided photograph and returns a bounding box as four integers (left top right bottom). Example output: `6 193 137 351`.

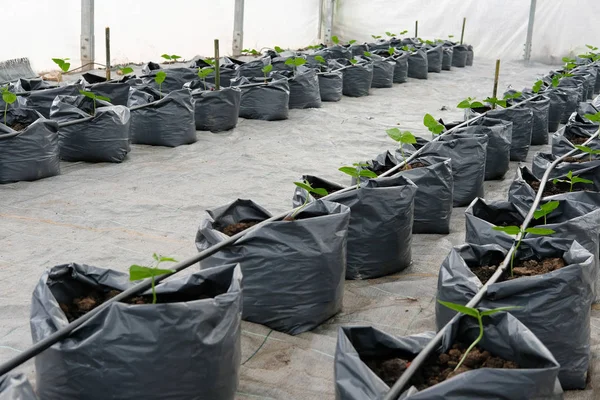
339 163 378 189
349 58 358 65
129 253 177 304
274 46 285 53
51 58 70 82
331 36 340 45
533 200 559 225
118 66 134 76
551 72 573 88
437 301 520 371
363 51 372 57
387 47 396 56
197 67 214 88
386 128 416 169
261 64 273 83
532 79 544 93
574 145 600 161
242 48 261 56
583 111 600 123
155 70 167 98
399 30 408 36
578 44 600 62
79 90 110 116
289 180 328 220
423 113 444 139
385 32 396 37
562 57 577 72
484 92 521 109
552 170 593 192
348 40 357 45
456 97 485 109
492 225 555 276
371 34 382 39
161 54 181 63
314 55 326 65
285 57 307 76
1 87 17 125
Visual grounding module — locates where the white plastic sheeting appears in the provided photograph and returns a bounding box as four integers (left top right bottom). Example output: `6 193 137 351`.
333 0 600 64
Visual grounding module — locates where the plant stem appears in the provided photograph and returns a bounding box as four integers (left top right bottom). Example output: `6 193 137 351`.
570 180 574 192
151 276 157 304
159 84 163 99
290 196 308 220
455 313 484 371
4 102 7 126
511 232 524 277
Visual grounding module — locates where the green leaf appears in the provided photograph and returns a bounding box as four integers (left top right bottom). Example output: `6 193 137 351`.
470 101 485 108
120 66 134 75
294 58 306 67
157 256 177 263
423 113 444 134
95 95 111 102
437 300 479 318
314 55 326 64
387 128 416 144
161 54 172 60
261 64 273 74
583 112 600 122
448 35 454 38
456 99 471 109
332 36 340 45
285 58 295 65
574 145 594 153
533 200 559 220
492 225 521 235
385 31 393 36
371 35 382 39
274 46 284 53
388 47 395 56
349 58 358 65
348 40 357 45
339 166 359 177
155 70 167 85
359 169 378 178
293 181 313 192
363 51 372 57
400 30 408 35
551 75 560 87
571 176 594 185
198 67 215 79
79 90 95 99
480 306 521 317
129 265 175 281
170 55 181 60
524 227 556 235
311 188 329 197
2 91 17 105
532 80 543 93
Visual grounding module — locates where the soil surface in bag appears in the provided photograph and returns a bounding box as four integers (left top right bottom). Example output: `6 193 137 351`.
471 257 566 284
219 220 261 236
8 121 30 131
372 161 426 176
364 342 518 390
526 176 589 196
59 289 213 322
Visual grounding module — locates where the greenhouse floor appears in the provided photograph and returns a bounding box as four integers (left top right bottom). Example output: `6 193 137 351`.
0 59 597 399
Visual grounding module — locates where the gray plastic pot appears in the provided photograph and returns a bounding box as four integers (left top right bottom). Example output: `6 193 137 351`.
0 373 38 400
191 87 241 132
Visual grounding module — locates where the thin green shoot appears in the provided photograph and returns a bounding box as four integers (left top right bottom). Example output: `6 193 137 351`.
456 97 485 109
423 113 444 139
284 57 307 76
1 87 17 126
533 200 559 225
261 64 273 83
291 180 328 219
79 90 111 116
155 70 167 98
129 253 177 304
492 225 555 276
552 170 593 192
197 67 214 88
386 128 416 167
339 163 378 189
437 300 521 371
574 145 600 162
242 48 261 56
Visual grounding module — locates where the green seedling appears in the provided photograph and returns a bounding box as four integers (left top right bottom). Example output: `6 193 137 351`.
118 66 134 75
261 64 273 83
386 128 416 168
339 163 378 189
332 36 340 45
483 92 521 109
456 97 485 109
562 56 577 72
363 51 372 57
306 45 322 50
129 253 177 304
285 57 306 76
155 70 167 98
204 58 216 66
385 31 396 37
387 47 396 56
533 200 559 225
437 301 521 371
423 113 444 139
578 44 600 62
371 34 382 39
314 55 326 65
52 57 70 73
291 180 328 219
274 46 285 53
399 30 408 35
552 170 593 192
161 54 181 63
197 67 214 88
348 40 357 45
551 72 573 88
583 111 600 123
532 79 544 93
242 48 261 56
493 225 555 276
1 87 17 126
574 145 600 161
448 34 454 39
425 39 436 46
79 90 110 116
349 58 358 65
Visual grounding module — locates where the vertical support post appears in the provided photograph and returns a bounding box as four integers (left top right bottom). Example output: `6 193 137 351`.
80 0 95 72
317 0 324 41
214 39 221 90
492 59 501 109
232 0 244 56
415 20 418 38
460 17 466 44
524 0 537 62
105 27 111 80
324 0 334 45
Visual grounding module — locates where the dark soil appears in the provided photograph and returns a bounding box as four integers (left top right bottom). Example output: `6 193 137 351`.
219 221 260 236
569 136 590 145
373 162 426 176
8 121 30 131
528 177 576 196
563 156 589 163
365 343 518 390
471 257 566 284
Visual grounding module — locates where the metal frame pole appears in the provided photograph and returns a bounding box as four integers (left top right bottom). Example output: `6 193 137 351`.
80 0 94 72
524 0 537 61
324 0 334 45
232 0 244 56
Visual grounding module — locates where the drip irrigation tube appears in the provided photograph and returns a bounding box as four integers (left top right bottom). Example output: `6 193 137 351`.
0 91 549 378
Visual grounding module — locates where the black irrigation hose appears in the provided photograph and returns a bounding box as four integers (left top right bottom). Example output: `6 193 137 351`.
383 130 600 399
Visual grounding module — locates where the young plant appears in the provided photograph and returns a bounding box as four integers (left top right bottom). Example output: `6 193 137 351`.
552 170 593 192
314 55 326 65
52 57 70 73
562 57 577 72
456 97 485 109
339 163 378 189
583 111 600 123
197 67 214 89
274 45 285 53
161 54 181 63
1 87 17 125
261 64 273 83
399 30 408 36
155 70 167 98
492 225 555 276
242 48 261 56
385 31 396 37
533 200 559 225
386 128 416 167
371 34 382 39
331 36 340 45
363 51 372 57
423 113 444 139
118 66 134 75
532 79 544 93
79 90 110 116
129 253 177 304
349 58 358 65
551 72 573 88
291 180 328 219
578 44 600 62
348 40 357 45
437 301 520 371
574 145 600 161
448 34 454 39
387 47 396 57
285 57 307 76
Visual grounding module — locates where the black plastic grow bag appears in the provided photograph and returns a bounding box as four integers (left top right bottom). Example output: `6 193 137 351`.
466 45 474 65
50 95 131 162
191 87 241 132
0 108 60 184
31 262 243 400
391 52 409 83
142 67 198 94
334 313 562 400
369 56 395 88
196 199 350 335
231 76 290 121
22 84 83 118
425 45 443 73
87 82 131 106
130 89 197 146
442 46 453 70
507 93 550 145
280 68 322 109
315 45 352 60
532 152 600 191
318 70 343 102
0 372 38 400
293 175 417 280
451 45 468 67
435 238 594 389
341 61 373 97
407 49 428 79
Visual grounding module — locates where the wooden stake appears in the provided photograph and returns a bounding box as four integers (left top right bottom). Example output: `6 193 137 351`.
105 27 111 80
492 59 500 109
415 20 418 38
214 39 220 90
460 17 466 44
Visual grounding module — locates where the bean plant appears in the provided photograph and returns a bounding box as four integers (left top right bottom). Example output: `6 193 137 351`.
578 44 600 62
197 67 214 88
371 34 382 39
533 200 559 225
386 128 416 168
492 225 555 276
385 32 396 37
291 180 328 219
583 111 600 123
79 90 111 116
161 54 181 63
261 64 273 83
1 87 17 125
274 46 285 53
574 145 600 161
423 113 444 139
532 79 544 93
242 49 261 56
52 57 70 72
314 55 326 65
285 57 307 76
118 66 134 75
339 163 378 189
437 301 520 371
456 97 485 109
155 70 167 98
129 253 177 304
552 170 593 192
